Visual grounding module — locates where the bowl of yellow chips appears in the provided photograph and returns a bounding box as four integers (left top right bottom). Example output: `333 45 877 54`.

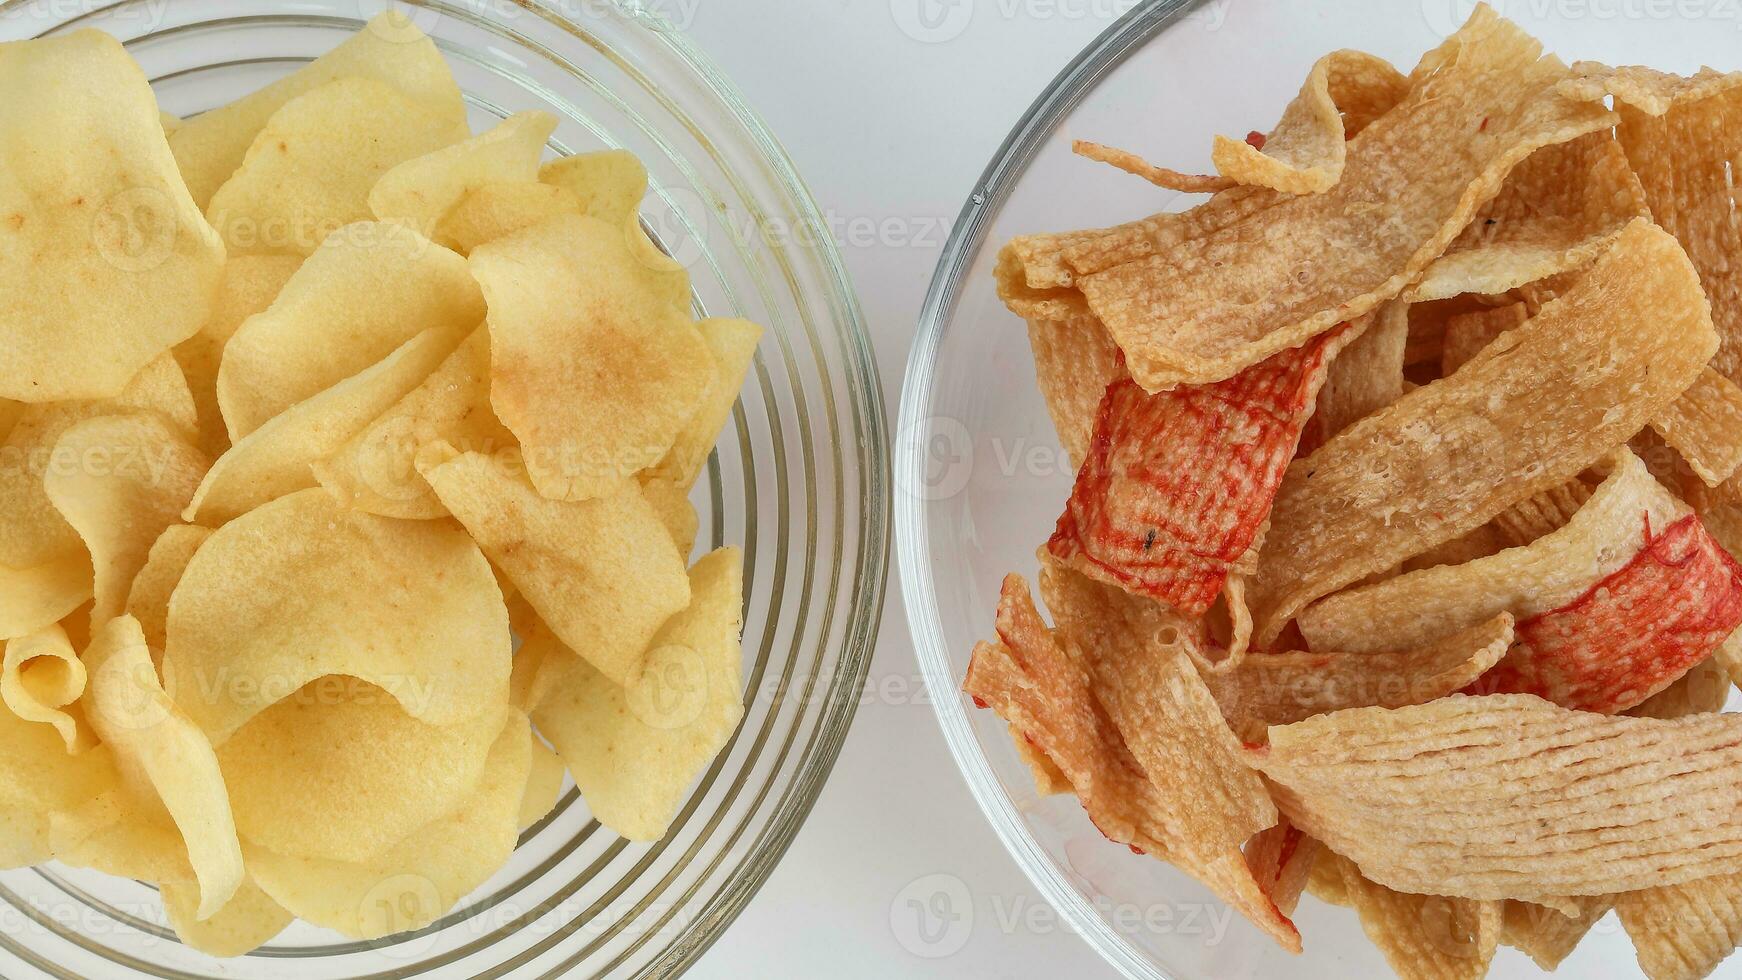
903 1 1742 979
0 1 885 977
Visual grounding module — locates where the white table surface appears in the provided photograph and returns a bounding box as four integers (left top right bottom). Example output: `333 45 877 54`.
680 3 1128 978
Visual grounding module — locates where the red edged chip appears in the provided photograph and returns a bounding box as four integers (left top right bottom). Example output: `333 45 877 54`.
1047 327 1347 615
1471 513 1742 713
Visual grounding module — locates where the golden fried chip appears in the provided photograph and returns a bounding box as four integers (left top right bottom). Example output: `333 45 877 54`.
469 214 710 501
640 477 700 558
164 488 509 741
1022 310 1126 469
1252 221 1714 643
1439 301 1527 375
48 788 197 886
1254 695 1742 903
1491 476 1596 548
246 708 527 938
1300 450 1680 652
162 876 291 958
311 327 511 519
1011 730 1072 797
1070 139 1230 193
0 31 226 403
0 554 92 643
216 220 482 438
437 180 584 254
418 446 690 685
520 735 566 830
646 317 761 490
1653 368 1742 488
84 615 242 919
1560 63 1742 115
1244 820 1318 918
369 111 558 243
172 254 304 458
44 414 208 623
1332 852 1502 980
218 678 506 865
2 624 92 753
533 548 744 841
1615 873 1742 980
189 327 461 524
123 524 211 656
1502 897 1614 972
168 12 466 209
1304 303 1406 448
1073 9 1614 389
539 149 649 230
1202 614 1513 742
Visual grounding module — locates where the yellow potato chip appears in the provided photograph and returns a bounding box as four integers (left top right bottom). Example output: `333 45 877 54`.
0 805 49 869
1253 221 1714 644
189 327 461 525
647 317 761 490
0 31 226 403
216 220 482 439
217 678 506 864
84 614 242 919
1254 695 1742 903
640 477 700 558
311 327 512 519
168 12 465 209
369 111 559 242
48 787 197 886
539 149 649 230
469 214 710 501
520 735 566 830
2 623 93 754
161 876 291 958
44 413 208 623
1073 9 1614 389
172 254 304 458
1202 614 1514 742
1332 852 1502 980
123 524 211 657
1301 450 1676 652
418 446 690 685
246 708 528 938
0 554 92 643
164 488 509 741
436 180 584 255
533 548 744 841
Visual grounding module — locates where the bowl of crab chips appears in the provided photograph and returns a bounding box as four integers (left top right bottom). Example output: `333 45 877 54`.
0 14 758 955
970 5 1742 978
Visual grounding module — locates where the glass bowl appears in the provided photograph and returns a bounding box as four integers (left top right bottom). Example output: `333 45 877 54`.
0 1 887 977
898 1 1735 977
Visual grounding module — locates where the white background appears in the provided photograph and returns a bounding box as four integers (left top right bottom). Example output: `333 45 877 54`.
680 2 1131 978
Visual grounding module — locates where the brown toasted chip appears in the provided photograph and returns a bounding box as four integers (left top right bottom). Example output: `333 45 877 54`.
1253 221 1714 644
1302 304 1405 450
1243 819 1320 918
1440 301 1527 376
1073 9 1615 389
1502 897 1614 972
1653 368 1742 488
1202 613 1513 742
1491 476 1594 548
1254 695 1742 903
1332 852 1502 980
1615 873 1742 980
1071 140 1231 194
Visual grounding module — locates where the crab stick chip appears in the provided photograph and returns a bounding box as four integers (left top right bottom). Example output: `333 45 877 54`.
646 318 762 491
1252 220 1714 644
1074 10 1614 389
1069 140 1232 194
1439 301 1527 375
1469 513 1742 713
369 111 559 244
1408 131 1646 303
123 524 211 657
1615 872 1742 980
312 328 512 520
0 353 195 571
1253 695 1742 903
1047 325 1352 616
1303 304 1405 450
0 32 226 404
2 624 92 754
1011 730 1072 797
418 446 690 686
163 488 509 741
1301 451 1678 652
44 414 208 624
533 548 744 841
1490 476 1595 548
161 876 291 958
1329 852 1502 980
84 615 243 919
172 255 303 459
470 213 710 501
1202 613 1513 742
245 707 528 938
216 221 482 439
437 180 584 255
168 12 466 209
218 678 505 866
1243 820 1319 919
1632 654 1735 721
1024 312 1127 469
189 327 460 525
1653 368 1742 488
1502 897 1614 972
539 149 650 231
971 572 1298 950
